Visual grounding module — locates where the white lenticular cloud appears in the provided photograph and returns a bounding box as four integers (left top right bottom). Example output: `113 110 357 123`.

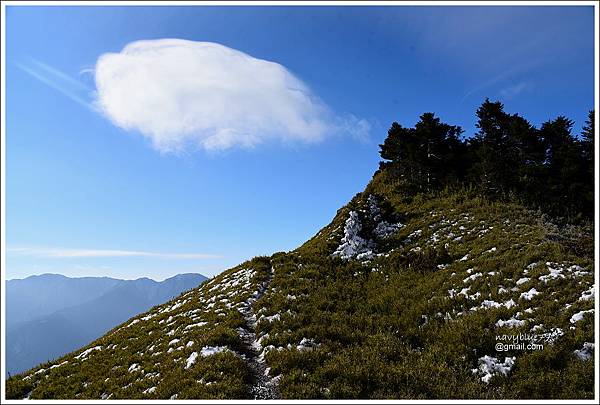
94 39 367 152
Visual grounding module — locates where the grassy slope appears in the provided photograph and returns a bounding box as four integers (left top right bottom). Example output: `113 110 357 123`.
5 170 595 399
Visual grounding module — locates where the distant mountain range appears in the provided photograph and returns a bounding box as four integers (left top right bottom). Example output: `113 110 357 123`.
6 273 208 376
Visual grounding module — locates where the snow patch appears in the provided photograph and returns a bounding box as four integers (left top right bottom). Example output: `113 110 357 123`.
128 363 141 373
530 324 544 332
185 352 198 369
184 322 208 330
297 337 317 351
332 211 373 260
570 309 594 324
259 313 281 324
496 318 526 328
406 229 422 240
540 262 588 283
75 346 102 360
141 313 157 322
579 285 595 301
472 355 515 383
463 273 483 283
160 300 186 314
574 342 594 360
127 319 140 327
49 361 68 370
332 196 403 260
520 288 540 301
476 299 516 311
368 195 403 238
200 346 231 357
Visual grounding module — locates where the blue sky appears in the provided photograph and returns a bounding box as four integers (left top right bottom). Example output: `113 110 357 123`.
4 5 595 280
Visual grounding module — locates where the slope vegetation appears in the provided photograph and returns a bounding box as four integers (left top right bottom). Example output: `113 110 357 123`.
5 172 595 399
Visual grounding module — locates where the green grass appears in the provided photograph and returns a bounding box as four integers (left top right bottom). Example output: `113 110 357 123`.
5 171 594 399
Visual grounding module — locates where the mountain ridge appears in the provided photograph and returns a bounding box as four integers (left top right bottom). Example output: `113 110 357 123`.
5 172 594 399
6 273 208 376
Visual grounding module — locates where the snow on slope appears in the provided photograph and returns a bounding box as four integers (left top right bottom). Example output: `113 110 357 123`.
12 258 278 399
8 193 595 400
332 195 403 260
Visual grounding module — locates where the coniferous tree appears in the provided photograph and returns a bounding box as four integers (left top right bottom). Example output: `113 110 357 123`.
379 114 463 192
538 117 587 218
472 99 521 196
507 115 546 207
581 110 595 157
413 112 464 190
379 122 419 190
378 101 594 222
580 110 595 218
581 109 595 181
